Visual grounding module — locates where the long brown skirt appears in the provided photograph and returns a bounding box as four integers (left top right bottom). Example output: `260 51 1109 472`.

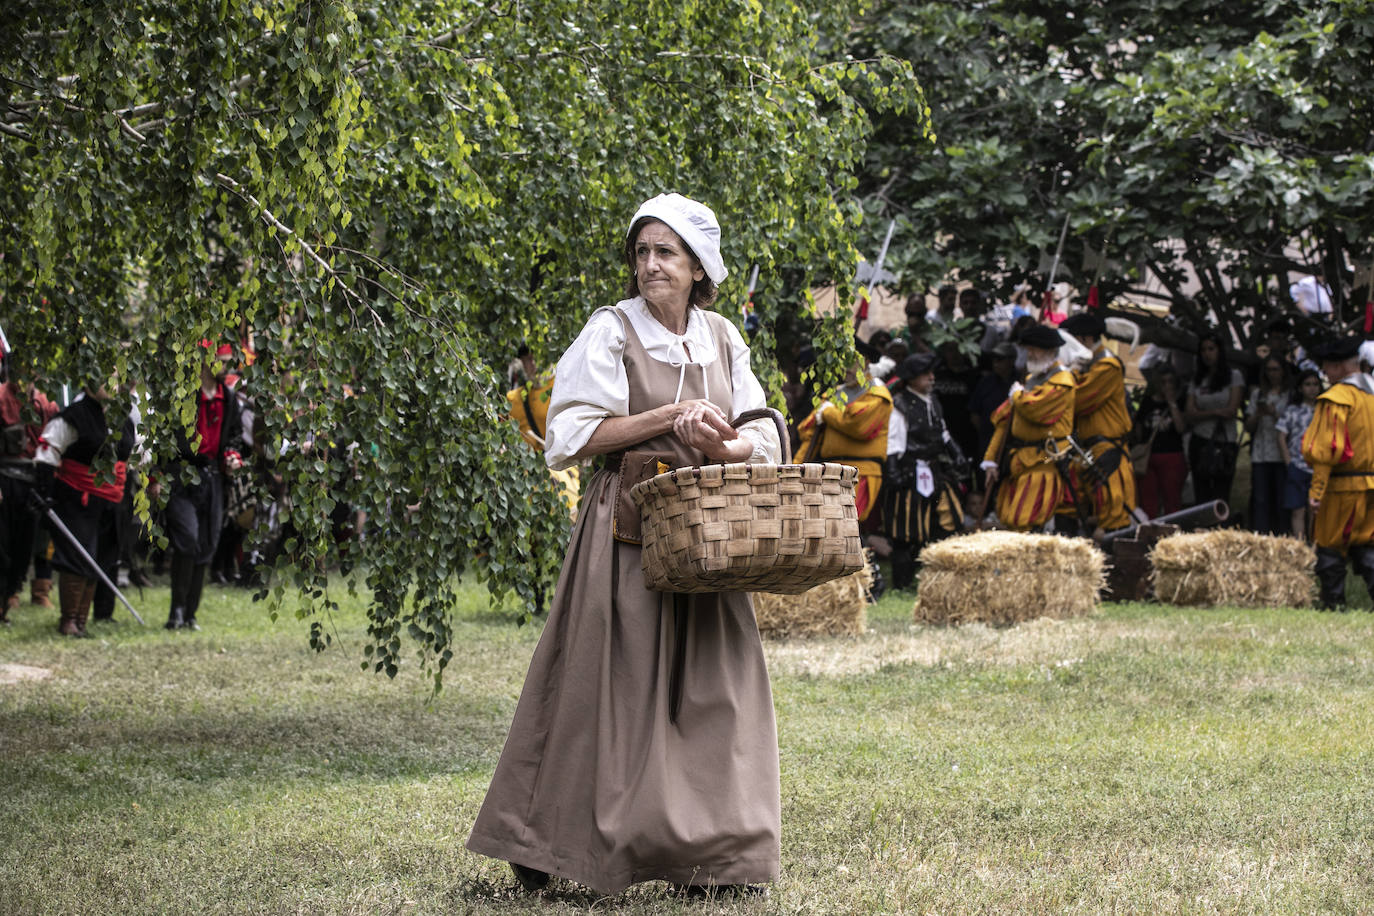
466 468 781 894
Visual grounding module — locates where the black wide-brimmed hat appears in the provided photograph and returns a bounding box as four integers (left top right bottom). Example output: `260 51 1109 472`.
896 352 938 380
1059 312 1106 338
1017 324 1064 351
1311 336 1362 363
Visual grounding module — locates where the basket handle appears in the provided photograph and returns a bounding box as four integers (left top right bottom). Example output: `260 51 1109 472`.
731 407 792 464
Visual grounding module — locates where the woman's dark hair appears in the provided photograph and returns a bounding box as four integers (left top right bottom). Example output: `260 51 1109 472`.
623 217 718 310
1258 355 1288 394
1291 368 1322 405
1145 365 1179 399
1193 330 1232 392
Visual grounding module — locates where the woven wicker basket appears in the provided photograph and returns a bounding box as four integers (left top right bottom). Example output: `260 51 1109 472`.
629 409 865 594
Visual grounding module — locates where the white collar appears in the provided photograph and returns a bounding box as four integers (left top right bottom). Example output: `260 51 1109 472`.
1338 372 1374 396
617 297 719 366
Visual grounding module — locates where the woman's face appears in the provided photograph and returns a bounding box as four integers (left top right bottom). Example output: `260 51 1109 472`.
1301 376 1321 400
1199 339 1220 365
634 221 704 313
1264 360 1284 386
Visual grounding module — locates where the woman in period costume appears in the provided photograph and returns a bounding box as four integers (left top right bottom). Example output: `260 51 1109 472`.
467 194 783 897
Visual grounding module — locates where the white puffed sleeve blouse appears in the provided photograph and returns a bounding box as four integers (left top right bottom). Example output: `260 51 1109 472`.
544 298 782 471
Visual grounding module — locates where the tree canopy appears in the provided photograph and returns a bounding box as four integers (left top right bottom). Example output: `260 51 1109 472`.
1 0 924 685
851 0 1374 349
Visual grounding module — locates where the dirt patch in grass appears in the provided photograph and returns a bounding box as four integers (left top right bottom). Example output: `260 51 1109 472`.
0 663 52 685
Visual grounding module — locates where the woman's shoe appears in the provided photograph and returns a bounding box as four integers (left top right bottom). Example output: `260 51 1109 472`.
510 862 551 892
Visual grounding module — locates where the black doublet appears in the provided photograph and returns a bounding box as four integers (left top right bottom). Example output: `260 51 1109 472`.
56 397 135 467
891 390 964 476
883 389 966 589
46 397 134 578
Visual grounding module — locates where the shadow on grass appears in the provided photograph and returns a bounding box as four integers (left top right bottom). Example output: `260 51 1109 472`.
455 873 748 914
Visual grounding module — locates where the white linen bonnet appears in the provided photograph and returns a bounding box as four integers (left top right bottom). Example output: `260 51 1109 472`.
626 193 727 284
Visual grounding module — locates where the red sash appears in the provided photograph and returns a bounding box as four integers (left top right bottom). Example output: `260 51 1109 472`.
56 458 126 505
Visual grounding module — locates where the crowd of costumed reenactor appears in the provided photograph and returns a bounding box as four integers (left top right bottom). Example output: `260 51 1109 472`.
1 332 370 637
505 274 1373 611
2 271 1367 639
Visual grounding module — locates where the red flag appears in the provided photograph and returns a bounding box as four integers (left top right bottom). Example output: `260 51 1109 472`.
1364 301 1373 334
1086 285 1100 310
856 295 869 321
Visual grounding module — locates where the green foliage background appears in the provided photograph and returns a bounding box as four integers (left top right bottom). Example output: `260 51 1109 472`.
851 0 1374 347
0 1 926 685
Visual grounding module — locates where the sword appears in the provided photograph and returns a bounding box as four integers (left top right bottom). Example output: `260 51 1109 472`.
742 264 760 323
1046 212 1070 291
1042 212 1071 321
872 218 897 282
38 504 146 625
854 219 897 325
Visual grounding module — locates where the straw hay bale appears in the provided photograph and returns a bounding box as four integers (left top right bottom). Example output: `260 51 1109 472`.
1151 529 1315 608
752 554 872 638
913 531 1105 626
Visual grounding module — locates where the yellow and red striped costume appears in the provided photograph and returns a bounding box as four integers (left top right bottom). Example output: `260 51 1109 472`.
983 368 1076 530
508 371 580 517
1072 348 1136 530
1302 379 1374 550
797 382 892 521
507 371 556 452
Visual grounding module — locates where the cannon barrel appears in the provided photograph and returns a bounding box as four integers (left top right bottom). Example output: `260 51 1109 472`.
1100 500 1229 547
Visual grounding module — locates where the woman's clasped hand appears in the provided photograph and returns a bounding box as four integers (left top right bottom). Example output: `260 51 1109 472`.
670 399 748 462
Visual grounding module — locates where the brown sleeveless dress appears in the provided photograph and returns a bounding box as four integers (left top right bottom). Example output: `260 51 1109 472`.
466 306 781 894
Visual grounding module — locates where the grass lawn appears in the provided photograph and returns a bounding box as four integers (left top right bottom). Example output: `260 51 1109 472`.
2 573 1372 915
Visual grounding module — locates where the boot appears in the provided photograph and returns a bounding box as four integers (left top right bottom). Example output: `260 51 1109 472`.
30 577 54 609
167 550 193 630
1315 547 1348 611
890 542 917 591
56 573 87 637
92 579 115 622
1351 546 1374 611
509 862 551 892
183 563 208 631
74 579 96 638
